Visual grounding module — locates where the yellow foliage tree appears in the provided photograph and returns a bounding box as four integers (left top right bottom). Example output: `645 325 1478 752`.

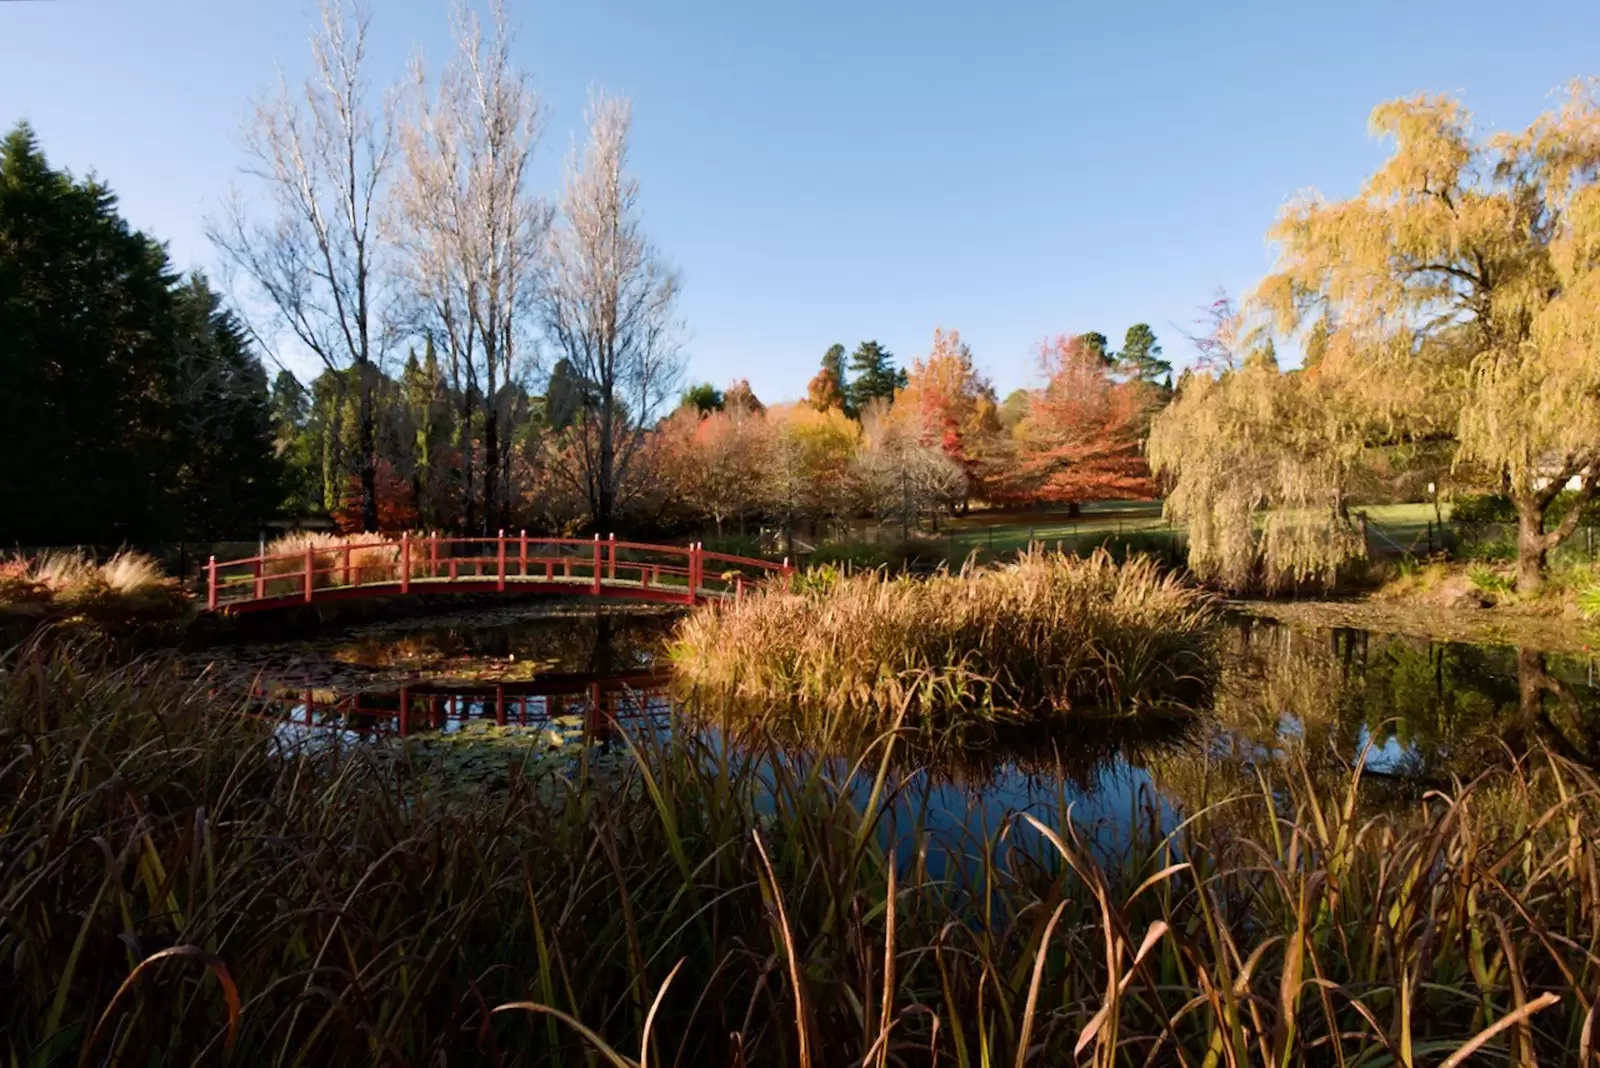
762 403 861 549
1157 82 1600 591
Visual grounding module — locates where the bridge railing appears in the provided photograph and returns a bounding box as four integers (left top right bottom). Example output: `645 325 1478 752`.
206 532 792 610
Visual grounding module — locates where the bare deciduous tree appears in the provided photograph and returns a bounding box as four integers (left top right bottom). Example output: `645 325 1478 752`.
540 92 682 530
395 0 549 533
209 0 394 531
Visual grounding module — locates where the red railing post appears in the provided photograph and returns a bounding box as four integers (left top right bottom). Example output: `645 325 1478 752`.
519 530 528 577
608 532 616 580
592 534 602 595
400 532 411 594
429 532 439 579
497 530 507 592
253 557 264 600
304 545 315 603
341 544 351 586
398 683 409 737
207 555 218 611
689 542 701 601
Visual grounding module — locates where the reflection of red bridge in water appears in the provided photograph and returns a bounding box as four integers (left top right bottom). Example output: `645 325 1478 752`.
258 671 673 740
206 533 791 613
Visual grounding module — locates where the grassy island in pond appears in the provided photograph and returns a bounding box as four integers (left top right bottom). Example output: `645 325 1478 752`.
670 550 1220 722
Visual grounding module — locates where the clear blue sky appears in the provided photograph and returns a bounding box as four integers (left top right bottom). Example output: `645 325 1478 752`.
4 0 1600 400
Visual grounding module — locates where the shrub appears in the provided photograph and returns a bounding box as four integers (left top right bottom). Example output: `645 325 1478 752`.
1456 538 1516 563
1576 575 1600 620
1467 564 1515 595
807 536 950 573
1448 492 1518 525
1087 529 1185 568
671 549 1220 725
698 533 766 559
1453 490 1600 528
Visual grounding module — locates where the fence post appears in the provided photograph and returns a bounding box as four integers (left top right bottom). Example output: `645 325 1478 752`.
592 534 603 596
497 530 507 592
253 556 264 600
429 532 439 579
341 544 351 586
608 532 617 580
304 545 315 603
519 530 528 577
689 542 701 600
400 532 411 594
207 555 218 611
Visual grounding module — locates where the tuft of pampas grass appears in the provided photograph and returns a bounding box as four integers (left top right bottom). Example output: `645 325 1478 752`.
671 548 1221 725
0 549 180 617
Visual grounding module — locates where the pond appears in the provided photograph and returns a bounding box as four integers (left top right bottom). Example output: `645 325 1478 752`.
231 608 1600 871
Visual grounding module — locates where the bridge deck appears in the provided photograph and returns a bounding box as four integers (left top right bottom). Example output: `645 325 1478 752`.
206 533 789 614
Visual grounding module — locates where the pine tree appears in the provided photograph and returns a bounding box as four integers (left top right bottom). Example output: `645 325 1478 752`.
168 274 282 535
845 340 907 414
0 122 276 543
1116 323 1172 386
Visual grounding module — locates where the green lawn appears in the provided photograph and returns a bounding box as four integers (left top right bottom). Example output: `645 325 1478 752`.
829 500 1466 565
944 500 1173 556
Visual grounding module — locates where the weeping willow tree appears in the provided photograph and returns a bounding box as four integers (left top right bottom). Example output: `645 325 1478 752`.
1155 82 1600 592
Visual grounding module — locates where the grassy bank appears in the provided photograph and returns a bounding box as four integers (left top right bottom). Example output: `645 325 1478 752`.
4 640 1600 1064
671 550 1220 725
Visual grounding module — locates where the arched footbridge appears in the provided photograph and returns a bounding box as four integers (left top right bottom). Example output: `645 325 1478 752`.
205 533 792 613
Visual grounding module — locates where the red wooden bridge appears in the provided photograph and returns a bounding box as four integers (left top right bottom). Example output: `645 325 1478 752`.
205 533 791 613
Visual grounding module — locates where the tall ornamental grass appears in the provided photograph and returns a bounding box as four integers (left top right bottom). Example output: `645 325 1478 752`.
5 639 1599 1065
0 549 181 618
259 531 412 594
3 639 1600 1061
671 549 1221 724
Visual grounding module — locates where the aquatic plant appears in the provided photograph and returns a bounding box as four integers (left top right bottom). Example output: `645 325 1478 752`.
5 637 1600 1065
670 548 1221 725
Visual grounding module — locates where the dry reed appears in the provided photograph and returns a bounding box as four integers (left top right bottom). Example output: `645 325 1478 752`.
671 549 1221 725
3 638 1598 1065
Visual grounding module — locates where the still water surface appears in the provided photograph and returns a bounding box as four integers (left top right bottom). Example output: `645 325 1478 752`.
249 611 1600 866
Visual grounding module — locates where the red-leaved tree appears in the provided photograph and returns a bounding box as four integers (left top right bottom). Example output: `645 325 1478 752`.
1006 335 1156 506
890 328 1001 502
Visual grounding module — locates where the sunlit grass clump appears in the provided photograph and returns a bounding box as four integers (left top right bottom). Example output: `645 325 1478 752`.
260 531 411 593
0 549 181 619
671 549 1220 722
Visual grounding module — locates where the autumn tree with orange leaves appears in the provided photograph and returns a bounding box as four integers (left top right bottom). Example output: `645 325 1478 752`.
656 401 772 536
1006 334 1156 508
890 328 1002 503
